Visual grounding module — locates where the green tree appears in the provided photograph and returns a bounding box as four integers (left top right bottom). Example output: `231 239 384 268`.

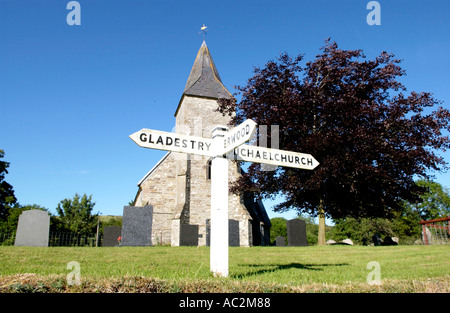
269 217 287 245
330 217 395 245
407 179 450 220
0 150 17 221
330 180 450 245
390 208 422 244
0 204 49 245
1 204 48 234
389 179 450 243
54 193 98 233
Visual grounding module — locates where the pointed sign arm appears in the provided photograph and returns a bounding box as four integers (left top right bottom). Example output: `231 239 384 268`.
220 119 257 155
231 145 320 170
129 128 216 157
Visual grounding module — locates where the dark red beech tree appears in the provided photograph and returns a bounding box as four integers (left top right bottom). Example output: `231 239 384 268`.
218 40 450 244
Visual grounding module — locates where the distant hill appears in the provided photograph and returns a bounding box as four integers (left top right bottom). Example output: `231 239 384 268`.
99 215 122 228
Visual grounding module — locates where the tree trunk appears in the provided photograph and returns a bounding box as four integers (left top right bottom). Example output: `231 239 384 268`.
318 199 326 245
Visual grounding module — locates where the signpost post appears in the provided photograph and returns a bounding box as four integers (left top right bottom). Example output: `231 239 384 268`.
130 119 319 277
210 125 229 277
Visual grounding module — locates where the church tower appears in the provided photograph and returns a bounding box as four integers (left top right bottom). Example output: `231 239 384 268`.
134 41 270 247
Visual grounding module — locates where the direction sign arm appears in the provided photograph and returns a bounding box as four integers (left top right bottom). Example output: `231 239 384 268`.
232 145 319 170
220 119 257 155
129 128 215 157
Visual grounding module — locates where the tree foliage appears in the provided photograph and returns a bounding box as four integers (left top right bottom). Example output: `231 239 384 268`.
0 204 48 235
218 40 450 220
403 178 450 220
0 150 17 220
330 217 396 245
269 217 287 244
54 193 98 233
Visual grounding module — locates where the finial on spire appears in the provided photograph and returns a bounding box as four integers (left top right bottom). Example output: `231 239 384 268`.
200 24 208 41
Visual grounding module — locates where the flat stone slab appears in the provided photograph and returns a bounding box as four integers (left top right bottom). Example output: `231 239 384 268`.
286 219 308 246
14 210 50 247
121 205 153 246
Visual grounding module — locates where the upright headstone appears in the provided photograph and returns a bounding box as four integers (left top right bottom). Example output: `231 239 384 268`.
372 233 382 246
228 219 240 247
180 224 199 246
14 210 50 247
121 205 153 246
286 219 308 246
382 236 398 246
103 226 122 247
276 236 285 246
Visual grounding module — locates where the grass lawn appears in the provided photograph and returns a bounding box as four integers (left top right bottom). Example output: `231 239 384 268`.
0 245 449 292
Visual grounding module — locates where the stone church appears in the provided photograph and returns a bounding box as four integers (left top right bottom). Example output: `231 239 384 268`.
133 41 271 247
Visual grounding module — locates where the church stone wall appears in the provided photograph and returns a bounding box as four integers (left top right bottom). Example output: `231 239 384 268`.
135 151 187 245
175 95 253 247
175 96 231 138
135 95 254 246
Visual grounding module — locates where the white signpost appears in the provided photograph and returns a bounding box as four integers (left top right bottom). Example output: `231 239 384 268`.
130 119 319 277
210 125 229 277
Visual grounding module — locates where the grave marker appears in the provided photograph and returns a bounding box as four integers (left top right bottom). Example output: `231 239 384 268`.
276 236 286 247
14 210 50 247
121 205 153 246
103 226 122 247
286 219 308 246
180 224 199 246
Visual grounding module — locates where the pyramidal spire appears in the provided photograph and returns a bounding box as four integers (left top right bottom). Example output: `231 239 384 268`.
182 41 232 100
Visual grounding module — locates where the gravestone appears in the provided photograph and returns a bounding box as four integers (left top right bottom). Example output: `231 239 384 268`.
14 210 50 247
180 224 199 246
121 205 153 246
228 219 240 247
205 219 241 247
342 238 354 245
372 233 382 246
276 236 285 246
103 226 122 247
286 219 308 246
382 236 398 246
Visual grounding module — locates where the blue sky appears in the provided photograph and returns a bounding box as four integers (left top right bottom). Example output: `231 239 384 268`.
1 0 449 220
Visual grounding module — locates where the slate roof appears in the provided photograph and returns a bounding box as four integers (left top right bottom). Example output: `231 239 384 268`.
175 41 232 116
183 41 232 99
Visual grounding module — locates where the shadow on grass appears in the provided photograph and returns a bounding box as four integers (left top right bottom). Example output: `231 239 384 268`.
231 262 350 279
